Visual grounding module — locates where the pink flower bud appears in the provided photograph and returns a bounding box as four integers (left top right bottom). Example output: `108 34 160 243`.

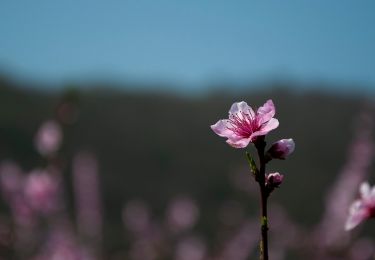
265 172 284 188
267 138 295 160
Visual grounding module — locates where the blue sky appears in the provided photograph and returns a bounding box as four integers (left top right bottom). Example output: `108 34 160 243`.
0 0 374 92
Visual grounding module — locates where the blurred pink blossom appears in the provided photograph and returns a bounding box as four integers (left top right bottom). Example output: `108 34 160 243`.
128 238 159 260
127 225 166 260
34 225 94 260
166 196 199 233
211 100 279 148
313 108 374 250
348 238 375 260
34 120 62 156
175 236 207 260
24 169 59 215
268 204 301 253
0 162 37 227
72 152 102 244
215 220 259 260
0 161 24 199
11 195 36 227
266 138 295 160
345 182 375 231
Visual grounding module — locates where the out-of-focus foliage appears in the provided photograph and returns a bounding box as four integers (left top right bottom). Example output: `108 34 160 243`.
0 77 374 259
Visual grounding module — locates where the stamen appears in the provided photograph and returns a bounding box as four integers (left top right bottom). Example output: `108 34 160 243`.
226 110 260 138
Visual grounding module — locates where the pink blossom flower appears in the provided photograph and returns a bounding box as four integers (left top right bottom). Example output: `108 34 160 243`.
266 139 295 160
345 182 375 231
211 100 279 148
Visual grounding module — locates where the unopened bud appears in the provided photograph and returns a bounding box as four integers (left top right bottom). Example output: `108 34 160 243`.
266 138 295 160
265 172 284 189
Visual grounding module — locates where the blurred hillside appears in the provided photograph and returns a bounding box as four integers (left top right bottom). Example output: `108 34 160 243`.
0 77 374 258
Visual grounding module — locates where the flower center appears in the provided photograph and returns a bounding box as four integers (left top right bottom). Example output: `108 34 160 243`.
227 110 260 137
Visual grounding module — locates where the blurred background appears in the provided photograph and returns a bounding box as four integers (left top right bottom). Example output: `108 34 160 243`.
0 1 375 259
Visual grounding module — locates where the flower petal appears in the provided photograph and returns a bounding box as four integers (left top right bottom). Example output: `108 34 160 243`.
211 120 233 138
226 137 251 148
261 118 279 132
345 201 367 230
349 200 363 214
252 118 279 137
229 101 255 118
360 182 371 200
345 213 366 231
249 118 279 141
257 99 275 123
